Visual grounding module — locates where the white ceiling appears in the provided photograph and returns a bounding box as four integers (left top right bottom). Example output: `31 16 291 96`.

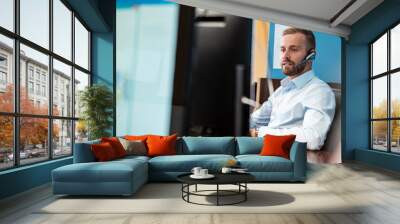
170 0 384 38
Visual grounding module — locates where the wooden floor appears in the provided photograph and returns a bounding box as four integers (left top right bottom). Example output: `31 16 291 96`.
1 161 400 224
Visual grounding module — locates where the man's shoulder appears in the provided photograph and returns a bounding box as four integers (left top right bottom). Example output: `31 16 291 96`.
308 76 333 89
304 77 335 96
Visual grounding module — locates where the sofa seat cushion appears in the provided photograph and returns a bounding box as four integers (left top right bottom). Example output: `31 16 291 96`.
236 155 293 172
116 155 150 163
149 154 235 172
53 159 147 183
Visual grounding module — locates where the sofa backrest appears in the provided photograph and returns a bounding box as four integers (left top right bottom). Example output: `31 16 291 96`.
74 139 100 163
235 137 263 155
178 137 235 155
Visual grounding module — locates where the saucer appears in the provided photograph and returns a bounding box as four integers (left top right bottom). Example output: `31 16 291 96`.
190 174 215 179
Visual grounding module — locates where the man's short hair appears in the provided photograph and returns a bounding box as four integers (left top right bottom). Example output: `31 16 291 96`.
283 27 315 50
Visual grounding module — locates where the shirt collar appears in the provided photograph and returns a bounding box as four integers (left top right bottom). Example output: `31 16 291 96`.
280 70 315 89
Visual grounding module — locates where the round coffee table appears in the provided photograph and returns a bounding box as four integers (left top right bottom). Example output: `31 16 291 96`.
177 173 255 206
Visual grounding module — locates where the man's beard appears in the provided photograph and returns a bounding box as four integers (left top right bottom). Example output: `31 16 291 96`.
281 61 307 77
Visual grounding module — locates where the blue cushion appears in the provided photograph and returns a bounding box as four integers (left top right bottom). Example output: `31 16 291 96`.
236 155 293 172
235 137 263 155
149 154 235 172
181 137 235 155
73 139 100 163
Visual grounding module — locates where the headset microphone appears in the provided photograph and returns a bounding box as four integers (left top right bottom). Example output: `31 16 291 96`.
294 51 316 69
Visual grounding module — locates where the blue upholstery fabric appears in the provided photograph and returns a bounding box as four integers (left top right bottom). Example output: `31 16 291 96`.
289 142 307 181
236 155 293 172
235 137 263 155
149 154 235 172
73 140 100 163
181 137 235 155
53 137 307 196
247 172 295 182
52 158 148 195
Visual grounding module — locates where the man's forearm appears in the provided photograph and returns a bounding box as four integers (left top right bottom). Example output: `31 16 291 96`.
257 126 324 150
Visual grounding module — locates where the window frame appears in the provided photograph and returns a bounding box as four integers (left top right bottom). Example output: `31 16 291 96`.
0 0 92 171
370 20 400 154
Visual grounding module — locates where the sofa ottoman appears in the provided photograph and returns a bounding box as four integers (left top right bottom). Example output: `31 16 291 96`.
52 155 149 196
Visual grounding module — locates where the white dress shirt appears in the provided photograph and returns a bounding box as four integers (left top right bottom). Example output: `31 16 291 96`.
250 70 336 150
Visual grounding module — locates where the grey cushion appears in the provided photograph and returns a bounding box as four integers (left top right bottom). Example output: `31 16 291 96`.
119 138 147 156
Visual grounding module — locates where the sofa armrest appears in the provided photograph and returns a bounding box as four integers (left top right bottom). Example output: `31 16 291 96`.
73 140 100 163
289 141 307 181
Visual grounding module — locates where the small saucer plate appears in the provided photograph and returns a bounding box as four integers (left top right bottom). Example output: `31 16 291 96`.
190 174 215 179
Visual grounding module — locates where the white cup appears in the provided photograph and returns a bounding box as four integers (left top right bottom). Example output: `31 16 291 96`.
221 167 232 174
200 169 208 176
191 167 202 176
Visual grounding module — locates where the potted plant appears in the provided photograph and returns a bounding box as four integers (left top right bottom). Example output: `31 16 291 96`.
79 84 113 140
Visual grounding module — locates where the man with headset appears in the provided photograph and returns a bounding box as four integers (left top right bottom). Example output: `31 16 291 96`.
249 27 336 150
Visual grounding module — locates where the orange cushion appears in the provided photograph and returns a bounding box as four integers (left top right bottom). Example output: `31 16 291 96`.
260 134 296 159
146 134 177 157
91 142 117 161
124 135 149 141
101 137 127 158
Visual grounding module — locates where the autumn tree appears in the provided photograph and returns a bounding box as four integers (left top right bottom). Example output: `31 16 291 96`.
0 84 60 153
372 99 400 143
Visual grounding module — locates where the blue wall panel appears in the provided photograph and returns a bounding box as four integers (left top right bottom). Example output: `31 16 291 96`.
92 33 114 88
0 158 72 199
116 1 179 135
345 0 400 168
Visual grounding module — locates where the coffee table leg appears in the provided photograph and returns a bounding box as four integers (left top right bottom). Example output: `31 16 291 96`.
195 184 198 192
187 184 190 202
245 183 247 201
217 184 219 206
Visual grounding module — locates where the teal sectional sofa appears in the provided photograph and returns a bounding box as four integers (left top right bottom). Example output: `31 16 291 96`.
52 137 307 196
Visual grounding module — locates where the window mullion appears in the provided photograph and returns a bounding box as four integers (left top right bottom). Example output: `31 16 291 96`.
48 0 54 160
388 30 391 153
71 10 76 155
13 0 20 167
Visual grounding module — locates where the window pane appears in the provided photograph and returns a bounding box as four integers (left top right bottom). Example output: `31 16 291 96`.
391 24 400 70
53 0 72 60
20 0 49 49
391 72 400 118
53 119 72 157
74 17 89 70
0 0 14 31
0 116 14 170
391 120 400 153
372 121 388 151
372 33 387 76
20 44 49 115
75 120 88 143
20 117 49 165
53 59 72 117
74 69 89 118
372 77 387 119
0 34 14 112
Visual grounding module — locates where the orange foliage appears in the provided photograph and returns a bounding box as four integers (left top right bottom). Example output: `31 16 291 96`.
0 84 60 150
